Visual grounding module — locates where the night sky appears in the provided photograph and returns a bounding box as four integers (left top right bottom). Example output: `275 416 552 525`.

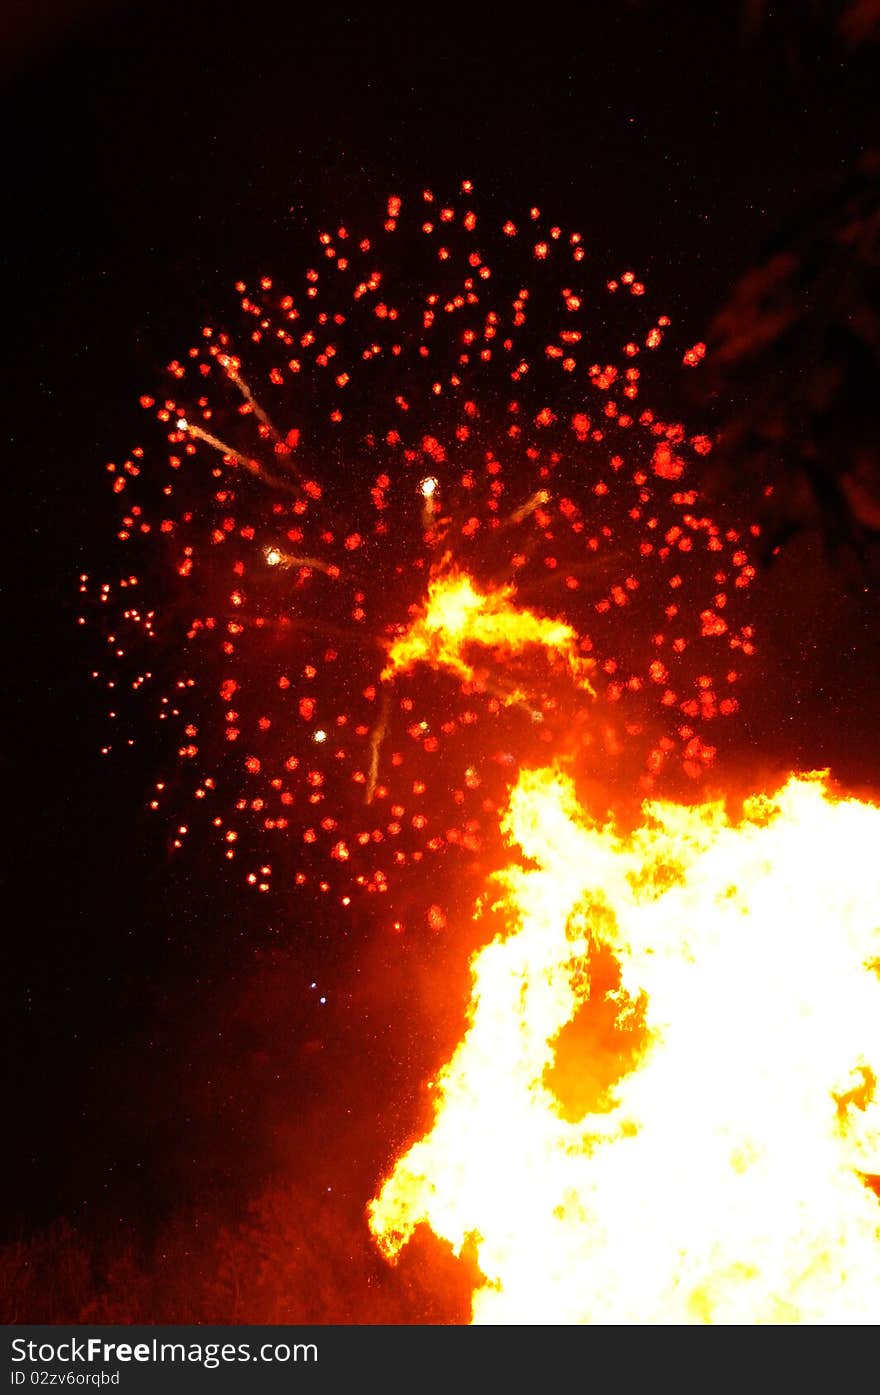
3 0 878 1321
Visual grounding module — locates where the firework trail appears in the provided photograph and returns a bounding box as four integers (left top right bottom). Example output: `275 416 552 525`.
81 183 756 925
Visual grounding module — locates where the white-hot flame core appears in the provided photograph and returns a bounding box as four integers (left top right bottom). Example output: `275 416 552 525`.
369 768 880 1323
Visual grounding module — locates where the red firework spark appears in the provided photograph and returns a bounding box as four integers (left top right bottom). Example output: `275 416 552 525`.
79 182 756 923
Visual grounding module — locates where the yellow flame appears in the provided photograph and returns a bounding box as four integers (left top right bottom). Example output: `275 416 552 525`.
369 767 880 1323
382 573 595 702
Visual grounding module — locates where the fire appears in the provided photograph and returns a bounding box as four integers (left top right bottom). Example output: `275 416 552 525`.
369 767 880 1323
382 572 596 705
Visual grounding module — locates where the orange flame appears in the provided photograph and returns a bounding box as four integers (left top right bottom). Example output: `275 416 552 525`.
382 572 596 705
369 767 880 1323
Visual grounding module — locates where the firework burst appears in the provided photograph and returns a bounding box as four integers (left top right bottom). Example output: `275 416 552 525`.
80 183 756 924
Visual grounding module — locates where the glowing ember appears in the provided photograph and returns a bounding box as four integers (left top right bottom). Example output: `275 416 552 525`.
370 767 880 1323
82 183 756 917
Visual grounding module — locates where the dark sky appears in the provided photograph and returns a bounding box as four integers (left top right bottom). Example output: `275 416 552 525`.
2 0 877 1256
